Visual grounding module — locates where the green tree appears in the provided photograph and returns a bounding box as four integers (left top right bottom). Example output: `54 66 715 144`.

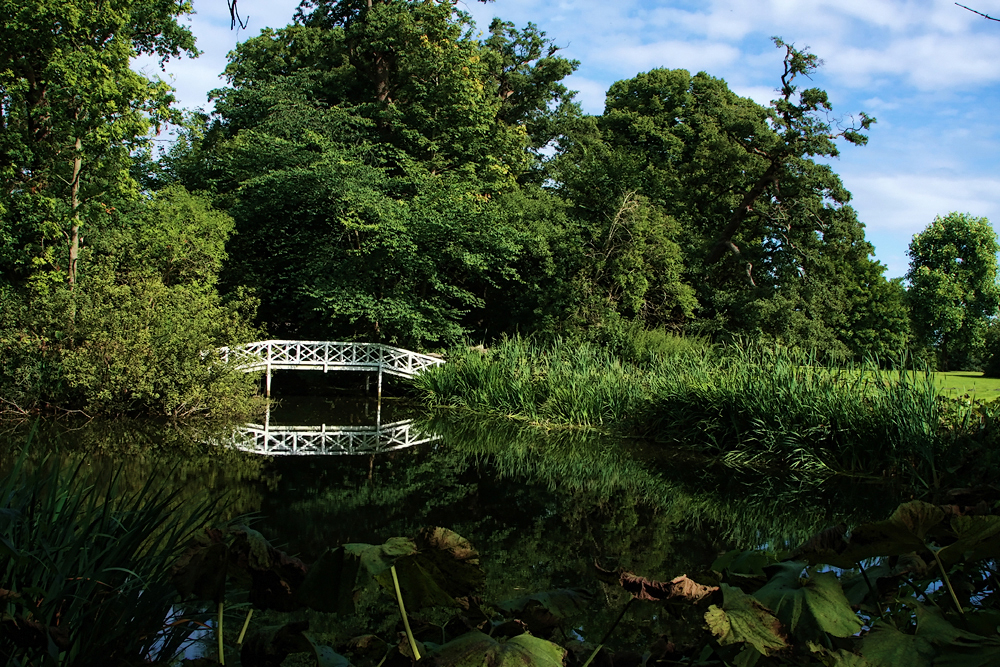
556 142 697 331
159 0 582 345
0 187 261 416
211 0 576 188
906 212 1000 370
0 0 198 286
551 39 891 354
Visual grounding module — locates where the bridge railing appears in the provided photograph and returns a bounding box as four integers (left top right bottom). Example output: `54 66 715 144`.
217 340 445 377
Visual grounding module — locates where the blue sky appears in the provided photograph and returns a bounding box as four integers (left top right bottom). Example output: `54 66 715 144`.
135 0 1000 278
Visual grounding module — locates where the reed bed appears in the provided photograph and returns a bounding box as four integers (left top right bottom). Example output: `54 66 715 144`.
0 449 218 665
413 336 687 426
414 336 962 475
642 346 940 473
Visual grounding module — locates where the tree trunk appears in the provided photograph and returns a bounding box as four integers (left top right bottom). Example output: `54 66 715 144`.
705 160 780 266
68 135 82 286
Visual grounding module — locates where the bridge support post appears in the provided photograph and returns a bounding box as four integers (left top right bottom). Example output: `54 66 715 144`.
266 361 272 398
376 361 383 428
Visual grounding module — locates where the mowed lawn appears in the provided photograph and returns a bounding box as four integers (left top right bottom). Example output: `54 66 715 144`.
934 372 1000 401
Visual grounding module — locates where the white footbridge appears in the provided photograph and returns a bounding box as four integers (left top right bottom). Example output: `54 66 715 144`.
228 418 440 456
218 340 445 396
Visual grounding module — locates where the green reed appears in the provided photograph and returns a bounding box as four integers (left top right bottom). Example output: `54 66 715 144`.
413 336 668 426
1 447 218 665
641 345 942 474
414 336 967 475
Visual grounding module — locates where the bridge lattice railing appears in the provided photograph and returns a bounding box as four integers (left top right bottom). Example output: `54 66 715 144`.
216 340 444 377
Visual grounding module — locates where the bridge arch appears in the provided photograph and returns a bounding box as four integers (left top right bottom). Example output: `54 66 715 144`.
218 340 445 396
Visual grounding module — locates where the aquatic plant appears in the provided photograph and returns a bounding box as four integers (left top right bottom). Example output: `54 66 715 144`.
172 495 1000 667
414 336 963 475
0 450 218 665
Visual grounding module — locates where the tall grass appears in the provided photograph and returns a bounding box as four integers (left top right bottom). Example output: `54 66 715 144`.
1 448 218 665
413 336 962 475
641 346 941 473
413 336 686 426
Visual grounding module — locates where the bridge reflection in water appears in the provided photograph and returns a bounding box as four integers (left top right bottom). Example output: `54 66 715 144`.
228 415 441 456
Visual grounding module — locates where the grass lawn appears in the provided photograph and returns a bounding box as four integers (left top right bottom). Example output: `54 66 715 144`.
934 371 1000 400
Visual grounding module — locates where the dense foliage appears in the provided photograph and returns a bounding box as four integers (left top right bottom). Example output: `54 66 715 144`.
5 0 997 415
907 212 1000 371
144 0 923 358
0 0 265 416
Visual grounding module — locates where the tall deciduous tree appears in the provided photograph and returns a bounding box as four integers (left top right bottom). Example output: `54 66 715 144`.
551 39 891 354
906 212 1000 370
161 0 582 344
703 38 874 266
0 0 197 286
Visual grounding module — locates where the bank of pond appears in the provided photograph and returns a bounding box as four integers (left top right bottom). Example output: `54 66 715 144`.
415 338 1000 484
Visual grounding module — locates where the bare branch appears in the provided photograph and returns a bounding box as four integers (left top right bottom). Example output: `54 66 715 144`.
228 0 249 30
956 3 1000 21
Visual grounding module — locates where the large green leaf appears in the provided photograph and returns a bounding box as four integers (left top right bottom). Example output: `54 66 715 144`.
373 528 485 610
704 584 787 656
294 547 362 614
171 536 229 604
498 588 593 618
428 631 566 666
861 602 1000 667
375 556 457 609
241 621 351 667
891 502 946 541
752 562 862 641
795 502 947 568
497 589 594 637
860 621 935 667
937 514 1000 568
344 536 417 577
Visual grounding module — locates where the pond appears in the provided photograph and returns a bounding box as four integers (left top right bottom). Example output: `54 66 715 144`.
1 374 906 651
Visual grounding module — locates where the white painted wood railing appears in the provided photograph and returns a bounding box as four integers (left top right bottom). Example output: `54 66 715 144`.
217 340 445 378
216 340 445 396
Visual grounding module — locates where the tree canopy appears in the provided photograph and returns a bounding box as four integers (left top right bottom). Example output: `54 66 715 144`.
906 212 1000 370
0 0 937 414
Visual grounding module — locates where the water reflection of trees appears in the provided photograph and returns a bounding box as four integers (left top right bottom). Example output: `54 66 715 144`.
1 412 906 652
0 418 272 521
252 412 903 651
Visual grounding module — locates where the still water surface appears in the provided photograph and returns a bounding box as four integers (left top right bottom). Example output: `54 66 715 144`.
3 387 905 648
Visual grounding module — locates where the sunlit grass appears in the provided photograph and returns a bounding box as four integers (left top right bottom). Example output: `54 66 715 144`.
932 371 1000 400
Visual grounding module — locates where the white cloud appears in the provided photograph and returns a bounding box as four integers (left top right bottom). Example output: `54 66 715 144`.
855 172 1000 277
824 34 1000 91
594 39 742 74
565 77 608 115
730 84 779 106
851 173 1000 234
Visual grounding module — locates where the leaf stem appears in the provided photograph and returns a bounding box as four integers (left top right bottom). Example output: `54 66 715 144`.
930 549 965 617
217 601 225 665
390 565 421 660
858 562 890 626
237 608 253 646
